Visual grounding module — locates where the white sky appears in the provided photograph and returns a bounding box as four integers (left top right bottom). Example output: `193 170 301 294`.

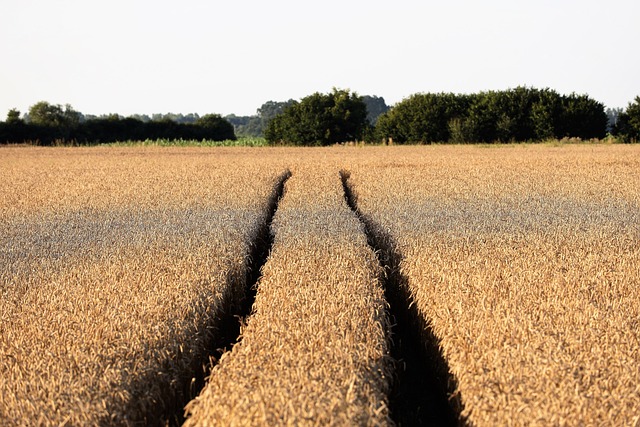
1 0 639 117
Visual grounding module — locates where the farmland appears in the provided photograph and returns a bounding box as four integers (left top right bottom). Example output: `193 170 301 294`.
1 144 639 426
345 145 640 425
0 147 289 425
184 166 391 425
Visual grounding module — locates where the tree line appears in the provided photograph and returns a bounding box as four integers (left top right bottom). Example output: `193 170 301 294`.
375 88 611 143
264 88 639 145
2 90 639 145
226 95 388 138
0 102 235 145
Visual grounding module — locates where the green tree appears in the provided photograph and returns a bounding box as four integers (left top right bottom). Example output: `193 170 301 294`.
462 93 497 142
375 87 608 144
25 101 81 143
258 99 296 133
6 109 22 124
615 96 640 142
225 114 263 137
1 109 27 144
264 89 368 145
606 107 623 134
28 101 80 128
558 93 607 139
361 95 390 125
530 89 562 140
195 114 236 140
375 93 468 143
448 117 477 143
241 116 262 137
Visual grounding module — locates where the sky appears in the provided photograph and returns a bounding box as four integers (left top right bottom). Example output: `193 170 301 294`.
1 0 639 118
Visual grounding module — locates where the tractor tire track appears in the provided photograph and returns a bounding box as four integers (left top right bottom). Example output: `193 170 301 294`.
341 170 464 426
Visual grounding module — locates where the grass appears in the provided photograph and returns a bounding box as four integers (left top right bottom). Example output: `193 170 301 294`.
103 136 268 147
0 137 269 147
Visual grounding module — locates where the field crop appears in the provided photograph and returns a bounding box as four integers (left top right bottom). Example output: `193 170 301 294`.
346 145 640 426
0 146 288 425
2 144 639 426
184 166 392 425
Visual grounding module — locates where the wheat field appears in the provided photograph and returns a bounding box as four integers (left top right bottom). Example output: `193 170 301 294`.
1 144 639 426
346 144 640 426
0 146 288 425
184 165 392 425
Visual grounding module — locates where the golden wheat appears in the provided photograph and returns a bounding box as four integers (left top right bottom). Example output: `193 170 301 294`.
3 144 639 426
0 146 287 425
347 144 640 426
184 166 392 426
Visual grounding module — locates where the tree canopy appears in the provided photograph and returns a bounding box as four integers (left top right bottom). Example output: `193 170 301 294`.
28 101 81 128
264 89 368 145
361 95 390 125
2 89 638 145
613 96 640 142
6 109 22 124
374 87 608 144
0 102 235 145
